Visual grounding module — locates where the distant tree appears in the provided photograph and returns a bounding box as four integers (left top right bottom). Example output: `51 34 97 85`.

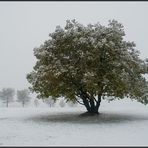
34 98 39 107
0 88 15 107
59 99 66 108
27 19 148 115
67 101 77 107
17 89 31 107
44 97 55 107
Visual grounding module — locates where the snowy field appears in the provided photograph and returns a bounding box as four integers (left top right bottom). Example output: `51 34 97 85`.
0 99 148 146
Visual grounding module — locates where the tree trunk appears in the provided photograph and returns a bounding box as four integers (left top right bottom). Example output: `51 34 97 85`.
80 94 91 112
22 101 25 107
6 98 8 108
80 91 101 115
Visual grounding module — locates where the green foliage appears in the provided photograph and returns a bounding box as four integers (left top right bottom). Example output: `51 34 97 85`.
27 19 148 105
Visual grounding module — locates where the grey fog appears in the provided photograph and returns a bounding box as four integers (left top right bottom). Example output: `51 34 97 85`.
0 2 148 90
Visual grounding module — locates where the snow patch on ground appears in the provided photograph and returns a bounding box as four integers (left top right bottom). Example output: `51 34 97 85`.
0 98 148 146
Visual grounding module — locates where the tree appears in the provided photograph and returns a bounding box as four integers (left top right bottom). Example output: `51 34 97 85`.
27 19 148 114
44 97 55 107
67 101 77 107
0 88 15 107
34 98 39 107
59 98 66 108
17 89 31 107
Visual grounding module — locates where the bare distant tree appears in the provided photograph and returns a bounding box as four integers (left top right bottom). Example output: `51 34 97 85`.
17 89 31 107
44 97 55 107
0 88 15 107
67 101 77 107
59 99 66 108
34 98 39 107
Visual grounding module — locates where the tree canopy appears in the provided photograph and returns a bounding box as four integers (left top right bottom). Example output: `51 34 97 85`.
17 89 31 107
27 19 148 114
0 88 15 107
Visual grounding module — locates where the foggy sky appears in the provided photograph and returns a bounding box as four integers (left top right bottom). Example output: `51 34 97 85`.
0 2 148 90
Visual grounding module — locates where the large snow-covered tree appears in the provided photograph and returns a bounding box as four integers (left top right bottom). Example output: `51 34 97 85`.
0 88 15 107
27 19 148 114
17 89 31 107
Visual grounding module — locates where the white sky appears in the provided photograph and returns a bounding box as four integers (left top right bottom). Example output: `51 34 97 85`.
0 2 148 90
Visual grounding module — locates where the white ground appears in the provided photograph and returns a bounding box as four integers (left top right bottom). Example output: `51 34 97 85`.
0 98 148 146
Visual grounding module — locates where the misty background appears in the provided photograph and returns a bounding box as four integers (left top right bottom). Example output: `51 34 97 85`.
0 1 148 91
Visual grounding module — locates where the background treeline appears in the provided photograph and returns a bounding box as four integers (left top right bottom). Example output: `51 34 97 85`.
0 87 77 108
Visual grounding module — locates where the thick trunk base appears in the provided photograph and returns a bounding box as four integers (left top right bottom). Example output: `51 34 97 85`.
79 111 100 117
79 90 102 116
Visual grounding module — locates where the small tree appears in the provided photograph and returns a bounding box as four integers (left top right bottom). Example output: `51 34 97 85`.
44 97 55 107
27 19 148 114
0 88 15 107
17 89 31 107
59 99 66 108
34 98 39 107
67 101 77 107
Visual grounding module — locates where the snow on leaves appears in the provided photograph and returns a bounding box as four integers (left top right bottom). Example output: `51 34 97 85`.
27 19 148 105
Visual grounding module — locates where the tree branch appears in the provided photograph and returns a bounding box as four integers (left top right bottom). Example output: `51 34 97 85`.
76 99 84 105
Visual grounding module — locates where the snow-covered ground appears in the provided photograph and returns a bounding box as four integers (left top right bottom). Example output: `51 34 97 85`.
0 98 148 146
